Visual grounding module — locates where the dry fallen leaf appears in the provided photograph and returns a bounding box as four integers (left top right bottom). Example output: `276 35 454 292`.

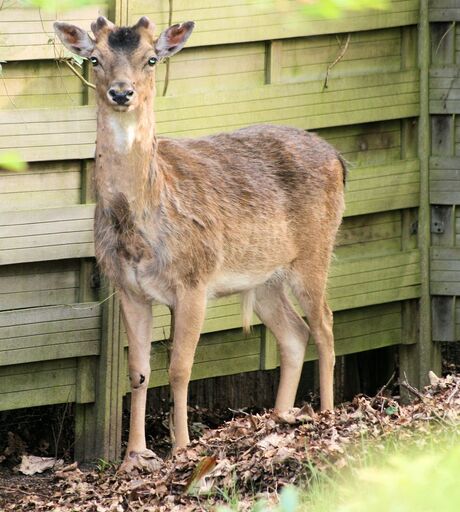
16 455 64 475
2 374 460 511
185 455 218 495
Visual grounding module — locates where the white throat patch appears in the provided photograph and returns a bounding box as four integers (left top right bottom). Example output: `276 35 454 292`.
108 111 138 153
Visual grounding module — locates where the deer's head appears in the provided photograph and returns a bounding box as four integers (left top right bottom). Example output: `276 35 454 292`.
54 16 194 112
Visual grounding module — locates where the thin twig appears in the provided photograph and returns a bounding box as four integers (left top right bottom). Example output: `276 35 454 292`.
64 291 116 310
53 394 72 460
228 408 250 416
399 379 426 402
447 382 460 404
61 59 96 90
370 371 396 407
322 33 351 90
0 73 19 109
435 21 455 55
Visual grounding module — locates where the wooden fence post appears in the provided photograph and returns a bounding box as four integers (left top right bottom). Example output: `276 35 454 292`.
406 0 442 388
94 282 124 461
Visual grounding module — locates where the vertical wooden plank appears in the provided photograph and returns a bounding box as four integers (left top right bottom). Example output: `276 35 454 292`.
260 326 279 370
419 0 442 384
74 156 99 461
75 357 97 460
401 25 417 70
116 0 129 25
431 21 455 66
75 402 97 460
432 296 456 341
398 31 418 375
81 159 96 204
429 13 458 356
94 282 124 461
399 24 423 387
431 115 455 156
265 41 283 85
431 205 455 246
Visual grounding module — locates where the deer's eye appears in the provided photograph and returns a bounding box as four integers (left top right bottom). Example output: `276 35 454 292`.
148 57 158 67
90 56 99 66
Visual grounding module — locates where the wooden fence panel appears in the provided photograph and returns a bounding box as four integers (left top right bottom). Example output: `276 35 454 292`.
0 3 105 60
127 0 419 46
429 14 460 348
0 0 432 460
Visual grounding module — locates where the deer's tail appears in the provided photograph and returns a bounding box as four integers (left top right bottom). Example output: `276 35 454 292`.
337 153 348 185
241 289 256 335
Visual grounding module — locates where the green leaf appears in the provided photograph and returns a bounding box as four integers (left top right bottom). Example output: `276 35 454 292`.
0 152 27 172
385 405 399 416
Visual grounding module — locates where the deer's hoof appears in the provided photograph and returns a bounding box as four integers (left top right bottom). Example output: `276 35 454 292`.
118 449 163 474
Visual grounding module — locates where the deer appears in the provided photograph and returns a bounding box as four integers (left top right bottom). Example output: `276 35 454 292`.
54 16 346 472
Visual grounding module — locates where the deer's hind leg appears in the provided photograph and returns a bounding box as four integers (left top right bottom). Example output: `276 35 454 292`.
289 262 335 411
254 282 310 411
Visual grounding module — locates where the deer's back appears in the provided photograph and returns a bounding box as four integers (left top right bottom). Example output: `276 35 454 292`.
155 124 345 284
158 124 344 237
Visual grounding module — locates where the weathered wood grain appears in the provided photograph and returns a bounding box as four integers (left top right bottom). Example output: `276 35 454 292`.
0 4 106 61
0 303 101 366
0 205 95 265
0 69 419 162
128 0 419 47
0 359 77 411
429 0 460 21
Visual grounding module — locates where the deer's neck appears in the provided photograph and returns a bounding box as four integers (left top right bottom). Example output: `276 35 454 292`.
95 101 159 211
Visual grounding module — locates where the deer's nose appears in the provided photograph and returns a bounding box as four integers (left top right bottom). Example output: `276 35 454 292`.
108 88 134 105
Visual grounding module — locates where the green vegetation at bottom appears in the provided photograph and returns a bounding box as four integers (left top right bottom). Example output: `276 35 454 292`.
219 426 460 512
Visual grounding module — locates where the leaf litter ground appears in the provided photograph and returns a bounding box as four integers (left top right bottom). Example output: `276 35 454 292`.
1 373 459 511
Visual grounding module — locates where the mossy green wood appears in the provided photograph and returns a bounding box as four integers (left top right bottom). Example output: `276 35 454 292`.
0 163 81 211
428 5 459 349
0 69 419 162
0 205 95 265
0 359 77 411
94 282 124 461
0 5 105 61
74 83 99 461
281 28 414 83
430 157 460 203
127 0 419 46
0 61 84 109
429 0 460 21
0 260 80 311
455 298 460 339
417 0 442 385
0 303 101 366
2 27 414 110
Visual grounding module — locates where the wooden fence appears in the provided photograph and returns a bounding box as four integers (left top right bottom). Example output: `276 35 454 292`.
0 0 444 460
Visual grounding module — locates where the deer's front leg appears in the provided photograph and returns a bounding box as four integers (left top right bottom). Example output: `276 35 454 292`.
169 286 207 449
118 292 161 473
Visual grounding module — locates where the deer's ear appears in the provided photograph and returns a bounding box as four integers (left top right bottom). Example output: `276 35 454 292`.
54 22 94 58
155 21 195 59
